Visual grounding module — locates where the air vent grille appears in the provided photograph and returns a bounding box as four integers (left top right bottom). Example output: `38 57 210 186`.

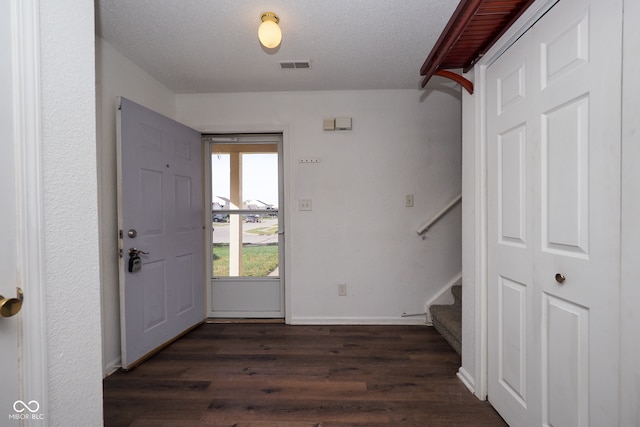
279 60 311 69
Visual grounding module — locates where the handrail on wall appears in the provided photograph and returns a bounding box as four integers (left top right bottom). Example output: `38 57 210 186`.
416 194 462 235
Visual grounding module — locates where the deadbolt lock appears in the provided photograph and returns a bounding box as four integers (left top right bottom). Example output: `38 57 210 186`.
0 287 24 318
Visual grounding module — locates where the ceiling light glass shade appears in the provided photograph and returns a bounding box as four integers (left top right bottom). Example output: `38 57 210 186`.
258 12 281 49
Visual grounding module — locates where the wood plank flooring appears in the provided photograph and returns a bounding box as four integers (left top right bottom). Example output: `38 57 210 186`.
103 324 507 426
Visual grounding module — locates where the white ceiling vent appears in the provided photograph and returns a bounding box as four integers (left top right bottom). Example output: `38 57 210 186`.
279 60 311 69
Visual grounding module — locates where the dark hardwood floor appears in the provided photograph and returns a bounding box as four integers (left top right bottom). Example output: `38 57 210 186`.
103 324 507 426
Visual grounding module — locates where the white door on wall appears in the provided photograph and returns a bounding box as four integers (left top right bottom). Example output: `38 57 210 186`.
0 0 22 413
487 0 622 425
1 0 45 419
207 135 284 318
117 97 205 369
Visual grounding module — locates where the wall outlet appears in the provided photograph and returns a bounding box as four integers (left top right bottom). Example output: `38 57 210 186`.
338 283 347 296
299 199 312 211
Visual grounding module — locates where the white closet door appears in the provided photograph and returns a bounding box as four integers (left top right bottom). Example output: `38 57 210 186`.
487 25 537 425
487 0 622 425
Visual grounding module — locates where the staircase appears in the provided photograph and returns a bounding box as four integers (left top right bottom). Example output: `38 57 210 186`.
429 284 462 355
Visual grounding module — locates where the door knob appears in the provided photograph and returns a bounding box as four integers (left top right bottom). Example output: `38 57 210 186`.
555 273 566 284
128 248 149 256
0 287 24 317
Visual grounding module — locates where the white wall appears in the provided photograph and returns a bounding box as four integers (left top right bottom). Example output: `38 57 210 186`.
95 38 176 374
39 0 103 423
176 89 462 324
620 0 640 424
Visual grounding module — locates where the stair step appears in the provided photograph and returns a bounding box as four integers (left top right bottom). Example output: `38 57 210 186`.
429 283 462 355
430 304 461 355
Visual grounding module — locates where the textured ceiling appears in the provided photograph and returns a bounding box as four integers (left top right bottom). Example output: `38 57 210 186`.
95 0 461 94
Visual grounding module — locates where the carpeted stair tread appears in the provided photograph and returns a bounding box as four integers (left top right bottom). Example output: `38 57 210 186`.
429 285 462 355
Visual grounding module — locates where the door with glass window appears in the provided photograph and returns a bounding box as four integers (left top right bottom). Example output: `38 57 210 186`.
206 134 283 318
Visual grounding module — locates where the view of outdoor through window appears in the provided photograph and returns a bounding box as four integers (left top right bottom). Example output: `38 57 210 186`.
211 147 279 278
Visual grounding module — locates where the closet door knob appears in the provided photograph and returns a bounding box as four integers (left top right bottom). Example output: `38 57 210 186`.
555 273 566 284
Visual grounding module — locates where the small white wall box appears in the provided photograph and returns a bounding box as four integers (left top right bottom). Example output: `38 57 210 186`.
323 118 335 131
335 117 352 130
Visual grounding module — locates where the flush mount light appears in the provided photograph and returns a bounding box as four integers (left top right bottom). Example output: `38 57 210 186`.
258 12 282 49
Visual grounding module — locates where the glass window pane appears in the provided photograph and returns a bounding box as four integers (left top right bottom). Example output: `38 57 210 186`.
211 146 278 211
211 153 231 210
242 153 278 210
212 214 279 278
211 143 279 279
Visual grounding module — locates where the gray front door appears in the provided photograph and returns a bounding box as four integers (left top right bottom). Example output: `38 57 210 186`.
117 97 205 369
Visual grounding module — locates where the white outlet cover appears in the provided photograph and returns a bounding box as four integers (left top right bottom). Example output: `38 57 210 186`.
299 199 312 211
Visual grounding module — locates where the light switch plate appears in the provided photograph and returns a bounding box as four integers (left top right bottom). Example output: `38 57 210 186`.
338 284 347 296
405 194 414 207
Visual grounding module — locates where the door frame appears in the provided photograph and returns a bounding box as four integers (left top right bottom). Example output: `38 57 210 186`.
466 0 560 400
202 124 292 323
205 135 284 318
7 0 48 415
620 2 640 425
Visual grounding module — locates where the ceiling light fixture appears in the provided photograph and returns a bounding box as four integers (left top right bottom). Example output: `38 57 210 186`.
258 12 282 49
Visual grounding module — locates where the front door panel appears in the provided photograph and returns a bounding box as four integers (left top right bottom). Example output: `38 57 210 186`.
117 97 204 369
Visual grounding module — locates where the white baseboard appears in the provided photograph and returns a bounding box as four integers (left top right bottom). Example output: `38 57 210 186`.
457 366 477 397
103 358 121 378
289 316 427 325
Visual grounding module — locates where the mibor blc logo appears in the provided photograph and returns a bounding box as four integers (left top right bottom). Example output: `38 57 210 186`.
9 400 44 421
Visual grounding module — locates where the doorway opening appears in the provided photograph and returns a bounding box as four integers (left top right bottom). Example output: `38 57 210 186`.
204 134 284 319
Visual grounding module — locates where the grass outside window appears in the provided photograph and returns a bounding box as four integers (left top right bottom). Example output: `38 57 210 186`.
212 243 279 277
